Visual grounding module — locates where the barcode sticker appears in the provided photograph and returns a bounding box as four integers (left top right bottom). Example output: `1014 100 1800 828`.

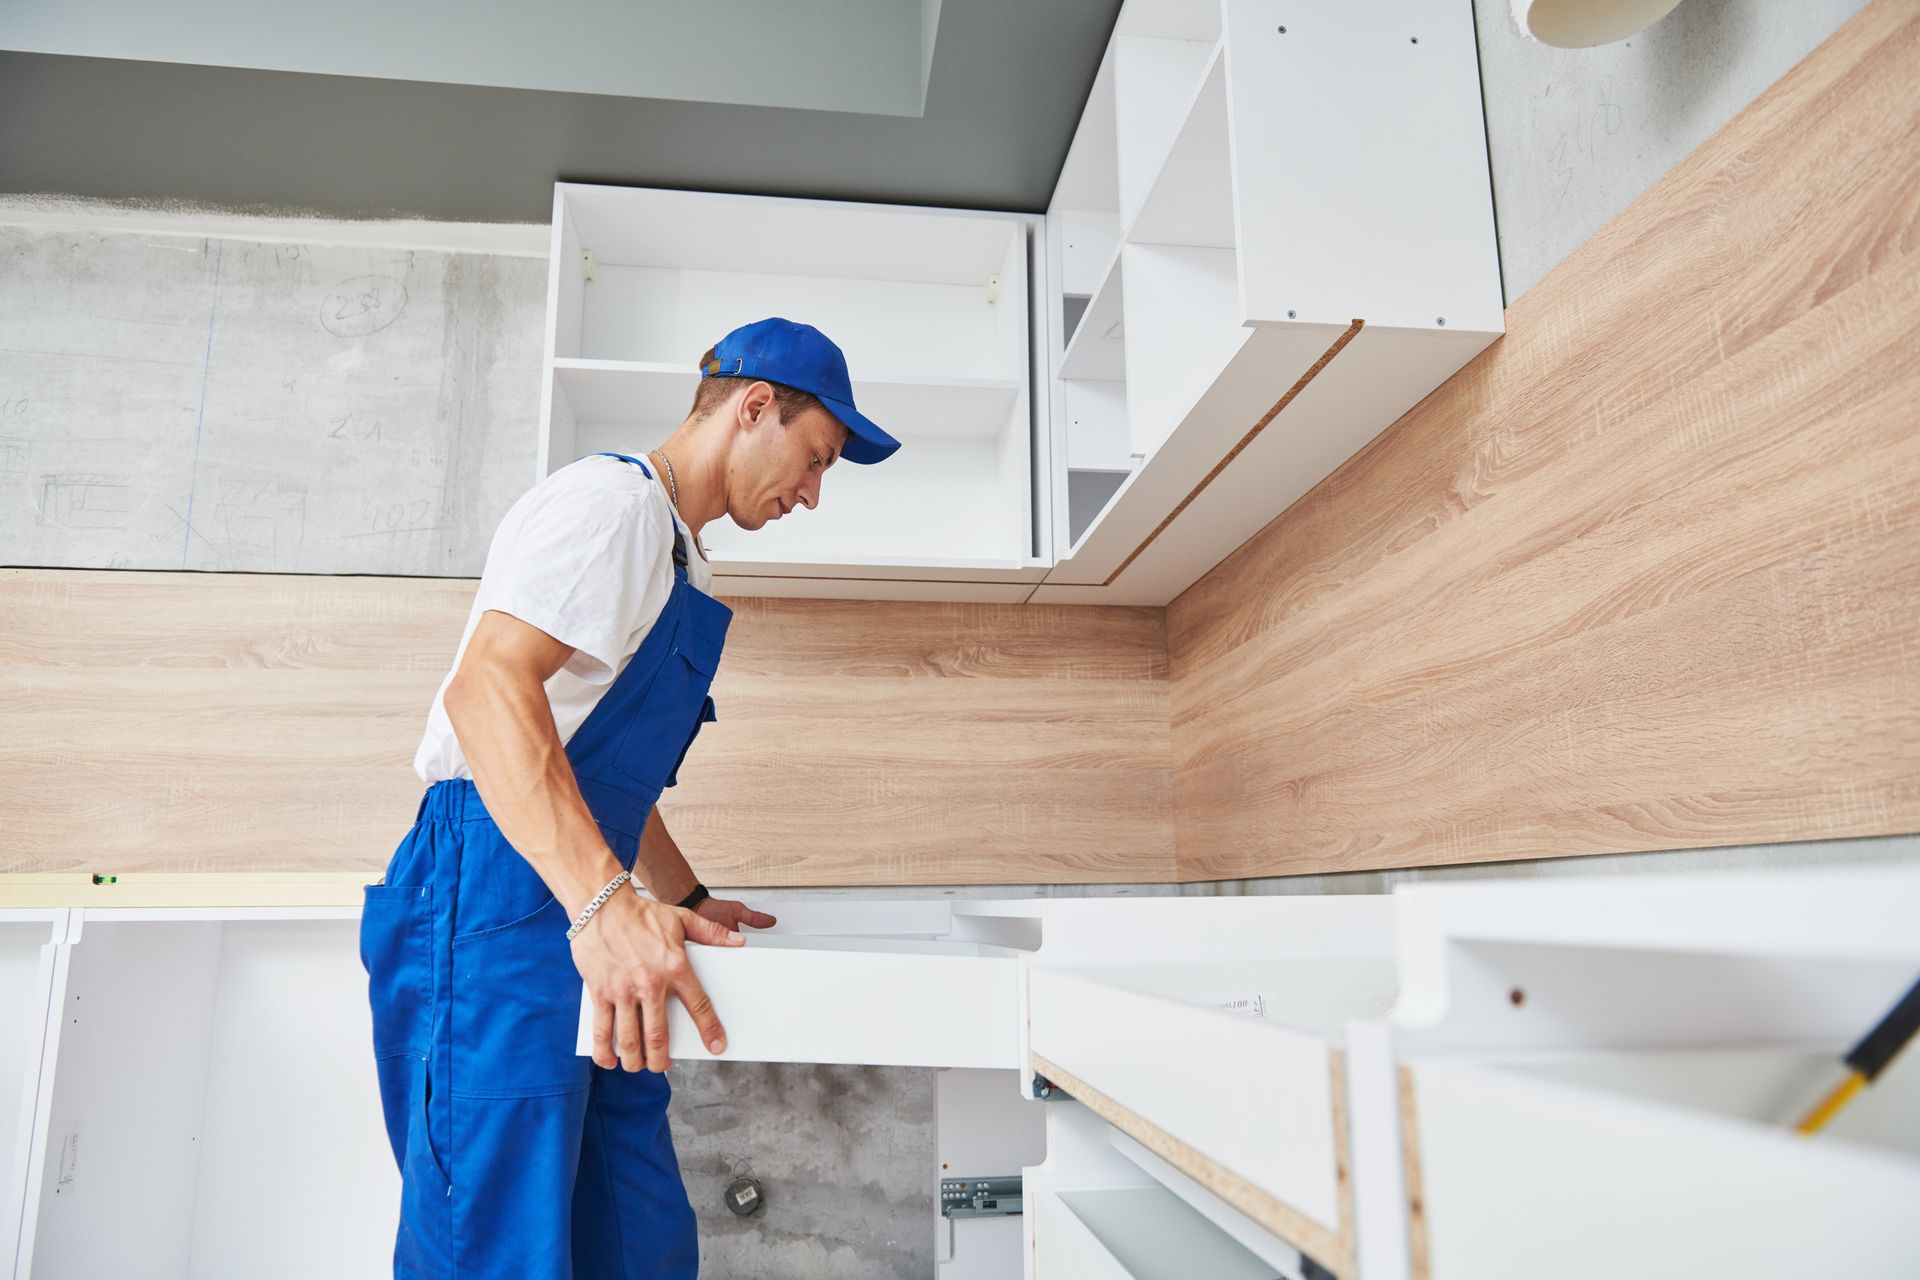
1208 994 1267 1020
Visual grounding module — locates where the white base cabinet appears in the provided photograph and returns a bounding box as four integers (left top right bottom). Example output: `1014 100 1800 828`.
7 870 1914 1279
537 0 1503 604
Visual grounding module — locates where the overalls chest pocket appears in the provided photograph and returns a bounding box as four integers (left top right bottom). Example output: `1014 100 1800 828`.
614 600 728 791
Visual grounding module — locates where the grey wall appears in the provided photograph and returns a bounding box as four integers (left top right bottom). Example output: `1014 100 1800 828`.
1477 0 1869 299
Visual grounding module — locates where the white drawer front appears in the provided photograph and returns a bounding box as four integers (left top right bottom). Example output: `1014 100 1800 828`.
576 935 1022 1068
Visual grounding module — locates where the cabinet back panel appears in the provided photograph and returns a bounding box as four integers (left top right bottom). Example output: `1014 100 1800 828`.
579 266 1012 381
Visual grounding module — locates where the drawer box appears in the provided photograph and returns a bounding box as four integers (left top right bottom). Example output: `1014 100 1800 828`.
1029 957 1395 1273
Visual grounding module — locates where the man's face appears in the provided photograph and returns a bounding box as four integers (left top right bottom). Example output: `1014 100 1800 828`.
725 390 851 532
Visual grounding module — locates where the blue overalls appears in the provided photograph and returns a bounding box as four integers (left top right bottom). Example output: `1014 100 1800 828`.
360 454 732 1278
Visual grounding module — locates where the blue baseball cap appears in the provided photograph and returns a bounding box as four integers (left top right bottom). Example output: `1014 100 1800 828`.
703 317 901 464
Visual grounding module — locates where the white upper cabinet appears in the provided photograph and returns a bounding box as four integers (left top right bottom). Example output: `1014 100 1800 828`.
539 0 1502 604
1037 0 1504 605
539 186 1046 599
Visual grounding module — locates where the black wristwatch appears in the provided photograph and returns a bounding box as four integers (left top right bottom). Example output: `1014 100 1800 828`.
676 883 711 912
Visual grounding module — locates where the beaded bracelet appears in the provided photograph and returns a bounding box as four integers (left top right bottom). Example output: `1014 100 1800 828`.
566 869 632 941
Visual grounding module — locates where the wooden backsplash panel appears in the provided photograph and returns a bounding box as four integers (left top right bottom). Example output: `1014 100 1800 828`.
1165 2 1920 880
1 572 1172 884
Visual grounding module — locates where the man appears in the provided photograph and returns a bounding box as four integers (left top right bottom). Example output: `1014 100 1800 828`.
360 317 901 1278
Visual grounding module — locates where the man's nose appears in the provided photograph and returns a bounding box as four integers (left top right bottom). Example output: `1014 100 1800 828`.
798 475 821 509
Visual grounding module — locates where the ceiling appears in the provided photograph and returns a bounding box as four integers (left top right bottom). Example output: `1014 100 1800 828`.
0 0 1121 225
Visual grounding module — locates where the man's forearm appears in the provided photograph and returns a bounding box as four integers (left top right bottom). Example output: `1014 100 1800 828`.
635 807 700 905
445 664 621 917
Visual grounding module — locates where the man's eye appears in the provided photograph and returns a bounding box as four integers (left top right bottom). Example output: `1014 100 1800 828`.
812 454 821 467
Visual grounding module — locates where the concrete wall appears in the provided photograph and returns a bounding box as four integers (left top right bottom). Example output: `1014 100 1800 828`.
1476 0 1869 299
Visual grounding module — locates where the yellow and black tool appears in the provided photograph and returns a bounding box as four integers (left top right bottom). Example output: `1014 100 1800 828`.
1796 973 1920 1136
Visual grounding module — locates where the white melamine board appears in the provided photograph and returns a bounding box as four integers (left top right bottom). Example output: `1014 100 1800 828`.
29 920 223 1279
708 553 1047 582
1126 49 1235 251
578 265 1014 382
707 899 962 938
1064 380 1132 472
1396 867 1920 965
1 915 63 1280
1506 1044 1920 1156
563 186 1024 288
1024 1107 1160 1280
554 361 1023 442
1344 1020 1411 1280
1410 1058 1920 1280
1029 227 1057 570
1023 896 1398 968
1052 56 1120 215
1041 322 1339 591
1028 967 1348 1232
575 937 1022 1068
1061 959 1398 1039
935 1069 1046 1279
1105 1130 1306 1278
1222 0 1501 331
992 228 1033 381
1034 1190 1139 1280
1037 323 1496 603
1059 210 1123 300
185 920 395 1279
1391 869 1920 1049
549 191 585 368
938 1069 1048 1177
1060 254 1127 382
1116 0 1223 42
543 373 579 479
1057 1187 1281 1280
995 384 1036 564
1400 944 1918 1058
1120 242 1248 459
1114 37 1219 231
713 576 1037 603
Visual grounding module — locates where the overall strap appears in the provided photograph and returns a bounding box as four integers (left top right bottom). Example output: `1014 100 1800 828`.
589 451 689 572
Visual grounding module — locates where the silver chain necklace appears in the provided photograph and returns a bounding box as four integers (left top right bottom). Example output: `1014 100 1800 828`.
650 449 678 508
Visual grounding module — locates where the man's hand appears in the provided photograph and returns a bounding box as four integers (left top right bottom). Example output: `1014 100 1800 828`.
696 895 777 932
573 889 743 1073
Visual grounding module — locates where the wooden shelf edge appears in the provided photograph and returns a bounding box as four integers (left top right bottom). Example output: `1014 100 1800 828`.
0 871 376 910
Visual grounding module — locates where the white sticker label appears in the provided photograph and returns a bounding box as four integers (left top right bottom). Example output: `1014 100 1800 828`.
56 1123 81 1187
1208 994 1268 1020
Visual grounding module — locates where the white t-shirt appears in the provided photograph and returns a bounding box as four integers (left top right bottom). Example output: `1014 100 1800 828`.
413 453 714 784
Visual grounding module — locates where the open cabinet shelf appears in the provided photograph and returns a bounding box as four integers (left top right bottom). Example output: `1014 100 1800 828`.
1039 0 1503 604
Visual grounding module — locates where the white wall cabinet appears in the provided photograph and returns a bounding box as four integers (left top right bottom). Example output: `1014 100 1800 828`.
13 869 1910 1279
541 185 1049 602
539 0 1503 605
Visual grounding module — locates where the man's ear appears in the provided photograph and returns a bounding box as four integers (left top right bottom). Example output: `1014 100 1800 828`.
739 380 778 427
